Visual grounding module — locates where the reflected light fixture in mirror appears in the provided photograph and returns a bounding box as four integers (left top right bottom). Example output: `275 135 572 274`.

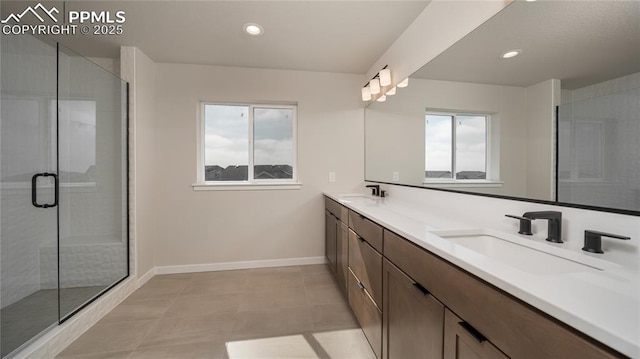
379 68 392 86
362 86 372 101
397 78 409 87
362 66 401 102
370 78 381 94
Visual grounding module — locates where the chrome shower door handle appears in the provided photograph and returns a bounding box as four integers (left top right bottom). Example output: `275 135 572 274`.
31 172 58 208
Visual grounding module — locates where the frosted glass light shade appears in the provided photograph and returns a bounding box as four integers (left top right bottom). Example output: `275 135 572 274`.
361 86 372 101
370 78 380 95
397 78 409 88
386 86 396 96
376 95 387 102
379 68 391 87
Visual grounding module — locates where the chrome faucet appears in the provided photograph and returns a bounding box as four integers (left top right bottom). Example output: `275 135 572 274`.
523 211 563 243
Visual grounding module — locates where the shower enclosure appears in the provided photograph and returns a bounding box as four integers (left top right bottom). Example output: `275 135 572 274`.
0 34 129 357
557 81 640 212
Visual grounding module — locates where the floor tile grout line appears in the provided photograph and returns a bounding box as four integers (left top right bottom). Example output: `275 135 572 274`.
56 265 374 358
127 273 193 354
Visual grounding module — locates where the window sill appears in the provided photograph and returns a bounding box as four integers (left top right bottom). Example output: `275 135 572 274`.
423 180 503 188
192 182 303 191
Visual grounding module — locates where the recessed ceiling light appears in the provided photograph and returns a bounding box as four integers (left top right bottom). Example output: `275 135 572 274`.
500 49 522 59
525 0 537 2
244 23 263 36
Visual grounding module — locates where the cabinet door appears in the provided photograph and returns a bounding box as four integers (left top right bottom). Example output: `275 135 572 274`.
349 269 382 359
325 210 337 273
336 221 349 295
349 229 383 306
444 309 508 359
383 259 444 359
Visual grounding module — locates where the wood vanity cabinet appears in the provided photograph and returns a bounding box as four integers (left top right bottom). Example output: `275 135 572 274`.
325 210 337 273
348 229 383 306
348 210 383 252
444 309 507 359
349 269 382 359
382 258 444 359
383 229 622 359
347 208 384 358
324 201 623 359
324 197 349 294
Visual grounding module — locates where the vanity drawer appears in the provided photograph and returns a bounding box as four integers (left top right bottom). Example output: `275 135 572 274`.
348 210 383 252
349 229 383 306
384 230 621 359
325 197 348 223
349 269 382 359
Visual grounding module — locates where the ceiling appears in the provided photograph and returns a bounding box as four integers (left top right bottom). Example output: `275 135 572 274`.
413 1 640 90
1 1 429 74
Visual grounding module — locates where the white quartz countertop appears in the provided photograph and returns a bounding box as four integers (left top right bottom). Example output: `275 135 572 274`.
325 192 639 358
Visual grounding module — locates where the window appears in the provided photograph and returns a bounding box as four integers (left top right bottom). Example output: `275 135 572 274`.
425 112 488 181
197 103 298 188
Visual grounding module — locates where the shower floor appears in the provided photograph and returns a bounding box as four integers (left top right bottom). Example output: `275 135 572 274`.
1 286 105 357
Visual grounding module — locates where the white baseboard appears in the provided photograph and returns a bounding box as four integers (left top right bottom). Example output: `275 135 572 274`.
137 267 156 287
155 256 327 275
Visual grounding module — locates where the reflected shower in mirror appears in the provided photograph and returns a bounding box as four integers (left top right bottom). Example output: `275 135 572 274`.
365 0 640 213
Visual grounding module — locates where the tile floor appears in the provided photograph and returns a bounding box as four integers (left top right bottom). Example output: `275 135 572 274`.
1 286 106 357
55 265 376 359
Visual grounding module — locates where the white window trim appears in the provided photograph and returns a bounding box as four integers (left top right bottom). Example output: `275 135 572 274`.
194 102 300 190
424 111 496 183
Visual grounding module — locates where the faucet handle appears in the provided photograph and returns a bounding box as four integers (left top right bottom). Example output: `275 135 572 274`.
505 214 534 235
582 230 631 254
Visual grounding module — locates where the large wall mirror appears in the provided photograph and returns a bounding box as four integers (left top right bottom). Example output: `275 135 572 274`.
365 0 640 214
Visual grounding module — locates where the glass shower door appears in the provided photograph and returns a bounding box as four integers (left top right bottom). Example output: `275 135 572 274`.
0 35 59 357
56 45 128 320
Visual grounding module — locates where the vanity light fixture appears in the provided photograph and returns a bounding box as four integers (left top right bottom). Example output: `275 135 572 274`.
362 86 372 101
370 78 381 95
244 23 263 36
500 49 522 59
397 78 409 88
376 95 387 102
362 65 396 102
379 68 391 87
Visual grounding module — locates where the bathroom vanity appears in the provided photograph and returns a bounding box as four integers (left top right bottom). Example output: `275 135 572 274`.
324 194 635 359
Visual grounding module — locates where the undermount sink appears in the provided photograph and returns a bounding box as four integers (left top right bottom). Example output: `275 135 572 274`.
338 194 377 202
431 228 620 275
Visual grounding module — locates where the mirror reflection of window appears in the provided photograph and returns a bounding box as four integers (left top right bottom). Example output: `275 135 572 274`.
425 112 488 181
425 114 453 179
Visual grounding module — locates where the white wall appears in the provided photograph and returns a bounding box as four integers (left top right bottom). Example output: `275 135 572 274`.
150 64 364 268
120 47 156 279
